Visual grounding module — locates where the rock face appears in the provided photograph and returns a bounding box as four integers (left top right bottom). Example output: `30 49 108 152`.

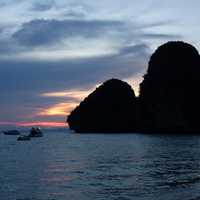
67 79 138 133
139 41 200 133
67 41 200 133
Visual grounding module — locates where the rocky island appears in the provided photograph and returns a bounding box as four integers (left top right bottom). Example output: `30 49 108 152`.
67 41 200 133
67 79 138 133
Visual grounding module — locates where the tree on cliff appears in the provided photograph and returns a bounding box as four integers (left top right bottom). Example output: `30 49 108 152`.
67 79 138 133
139 41 200 132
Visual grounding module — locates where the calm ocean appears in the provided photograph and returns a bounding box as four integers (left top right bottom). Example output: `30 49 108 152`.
1 129 200 200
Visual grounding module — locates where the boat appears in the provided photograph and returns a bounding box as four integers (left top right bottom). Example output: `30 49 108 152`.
3 130 20 135
28 127 43 137
17 135 31 141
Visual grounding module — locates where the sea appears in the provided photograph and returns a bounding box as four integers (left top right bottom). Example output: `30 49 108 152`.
1 128 200 200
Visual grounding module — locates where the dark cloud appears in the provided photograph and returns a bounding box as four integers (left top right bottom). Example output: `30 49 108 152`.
139 20 175 29
0 43 149 122
0 15 181 124
119 44 149 56
11 18 180 51
12 19 125 46
0 43 148 94
141 33 181 39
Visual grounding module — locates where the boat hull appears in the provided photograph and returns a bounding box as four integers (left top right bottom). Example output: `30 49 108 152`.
3 130 20 135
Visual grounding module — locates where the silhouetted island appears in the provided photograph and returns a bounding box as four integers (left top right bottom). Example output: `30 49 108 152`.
139 41 200 133
67 79 138 133
67 41 200 133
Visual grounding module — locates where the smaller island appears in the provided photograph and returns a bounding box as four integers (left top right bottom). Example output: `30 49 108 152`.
67 79 138 133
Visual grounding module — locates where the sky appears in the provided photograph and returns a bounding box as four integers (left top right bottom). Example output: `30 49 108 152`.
0 0 200 128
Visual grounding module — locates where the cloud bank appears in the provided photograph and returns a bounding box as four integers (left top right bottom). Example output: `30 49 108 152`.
0 0 186 126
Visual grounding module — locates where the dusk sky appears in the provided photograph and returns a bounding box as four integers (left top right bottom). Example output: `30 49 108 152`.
0 0 200 127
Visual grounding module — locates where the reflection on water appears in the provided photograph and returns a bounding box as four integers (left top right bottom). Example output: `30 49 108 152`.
1 131 200 200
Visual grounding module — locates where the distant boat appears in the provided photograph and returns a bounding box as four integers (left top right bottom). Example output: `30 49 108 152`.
3 130 20 135
17 135 31 141
29 127 43 137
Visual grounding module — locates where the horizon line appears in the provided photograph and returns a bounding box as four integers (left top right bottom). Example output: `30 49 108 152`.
0 121 67 128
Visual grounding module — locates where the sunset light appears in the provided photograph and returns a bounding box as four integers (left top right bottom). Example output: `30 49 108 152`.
17 121 66 127
1 0 200 199
41 88 93 100
0 121 66 127
37 102 78 117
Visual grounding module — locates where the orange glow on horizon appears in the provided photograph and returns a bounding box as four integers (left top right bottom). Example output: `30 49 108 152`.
41 89 92 100
17 121 66 127
0 121 67 127
37 102 78 117
1 78 141 129
38 78 141 119
38 88 93 118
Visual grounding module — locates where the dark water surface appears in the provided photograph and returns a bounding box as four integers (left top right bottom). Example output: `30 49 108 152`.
1 130 200 200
